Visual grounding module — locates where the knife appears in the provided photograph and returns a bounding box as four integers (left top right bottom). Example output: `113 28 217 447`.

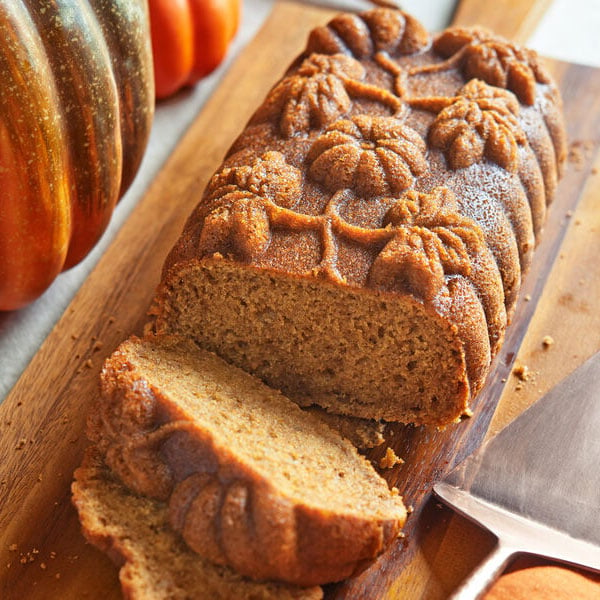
434 351 600 598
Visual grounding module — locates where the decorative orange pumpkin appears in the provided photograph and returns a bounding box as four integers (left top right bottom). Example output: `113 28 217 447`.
0 0 154 311
149 0 241 99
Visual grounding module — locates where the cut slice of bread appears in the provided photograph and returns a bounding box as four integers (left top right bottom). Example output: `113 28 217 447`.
72 448 323 600
89 334 406 586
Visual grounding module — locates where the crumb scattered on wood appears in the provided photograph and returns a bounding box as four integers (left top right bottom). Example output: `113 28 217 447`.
542 335 555 348
568 140 595 170
513 364 530 381
512 362 539 392
19 548 40 565
379 447 404 469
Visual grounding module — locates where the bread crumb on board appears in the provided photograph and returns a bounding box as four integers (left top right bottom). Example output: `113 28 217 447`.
542 335 555 348
568 139 595 170
379 447 404 469
512 363 539 391
513 364 530 381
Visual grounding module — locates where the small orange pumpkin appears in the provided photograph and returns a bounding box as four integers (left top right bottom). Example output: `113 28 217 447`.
149 0 241 99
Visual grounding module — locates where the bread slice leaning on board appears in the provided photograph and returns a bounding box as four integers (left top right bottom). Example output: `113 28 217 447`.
72 6 567 598
86 334 406 587
72 448 324 600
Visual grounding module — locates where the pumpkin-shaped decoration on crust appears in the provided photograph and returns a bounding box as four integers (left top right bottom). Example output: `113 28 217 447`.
369 187 485 300
0 0 154 310
199 152 303 261
306 7 430 59
307 114 427 197
427 26 551 105
428 80 527 171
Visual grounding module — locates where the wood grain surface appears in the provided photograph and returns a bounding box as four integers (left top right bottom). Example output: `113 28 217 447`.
1 1 599 599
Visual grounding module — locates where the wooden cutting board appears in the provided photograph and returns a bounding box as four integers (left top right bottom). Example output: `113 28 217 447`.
1 1 600 598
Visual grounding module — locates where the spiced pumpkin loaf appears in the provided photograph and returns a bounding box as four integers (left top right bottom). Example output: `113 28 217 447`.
89 334 406 587
72 448 323 600
152 8 566 426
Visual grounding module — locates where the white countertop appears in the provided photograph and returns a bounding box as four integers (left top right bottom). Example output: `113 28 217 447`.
1 0 599 402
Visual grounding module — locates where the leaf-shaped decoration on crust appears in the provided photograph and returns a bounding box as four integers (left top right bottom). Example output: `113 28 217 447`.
198 197 271 262
369 187 485 300
431 26 551 105
429 80 527 171
307 114 427 197
254 53 366 138
199 152 303 260
306 8 431 59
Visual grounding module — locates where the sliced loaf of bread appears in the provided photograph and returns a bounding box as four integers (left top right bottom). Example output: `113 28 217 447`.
88 334 406 587
152 7 567 425
72 448 323 600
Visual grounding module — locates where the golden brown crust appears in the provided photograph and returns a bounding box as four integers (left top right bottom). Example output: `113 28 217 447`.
90 335 406 586
156 7 565 424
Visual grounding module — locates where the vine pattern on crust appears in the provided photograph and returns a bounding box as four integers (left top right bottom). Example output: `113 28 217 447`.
254 53 403 137
198 154 485 303
410 26 550 105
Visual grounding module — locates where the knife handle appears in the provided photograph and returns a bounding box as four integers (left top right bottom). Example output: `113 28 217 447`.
449 540 517 600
